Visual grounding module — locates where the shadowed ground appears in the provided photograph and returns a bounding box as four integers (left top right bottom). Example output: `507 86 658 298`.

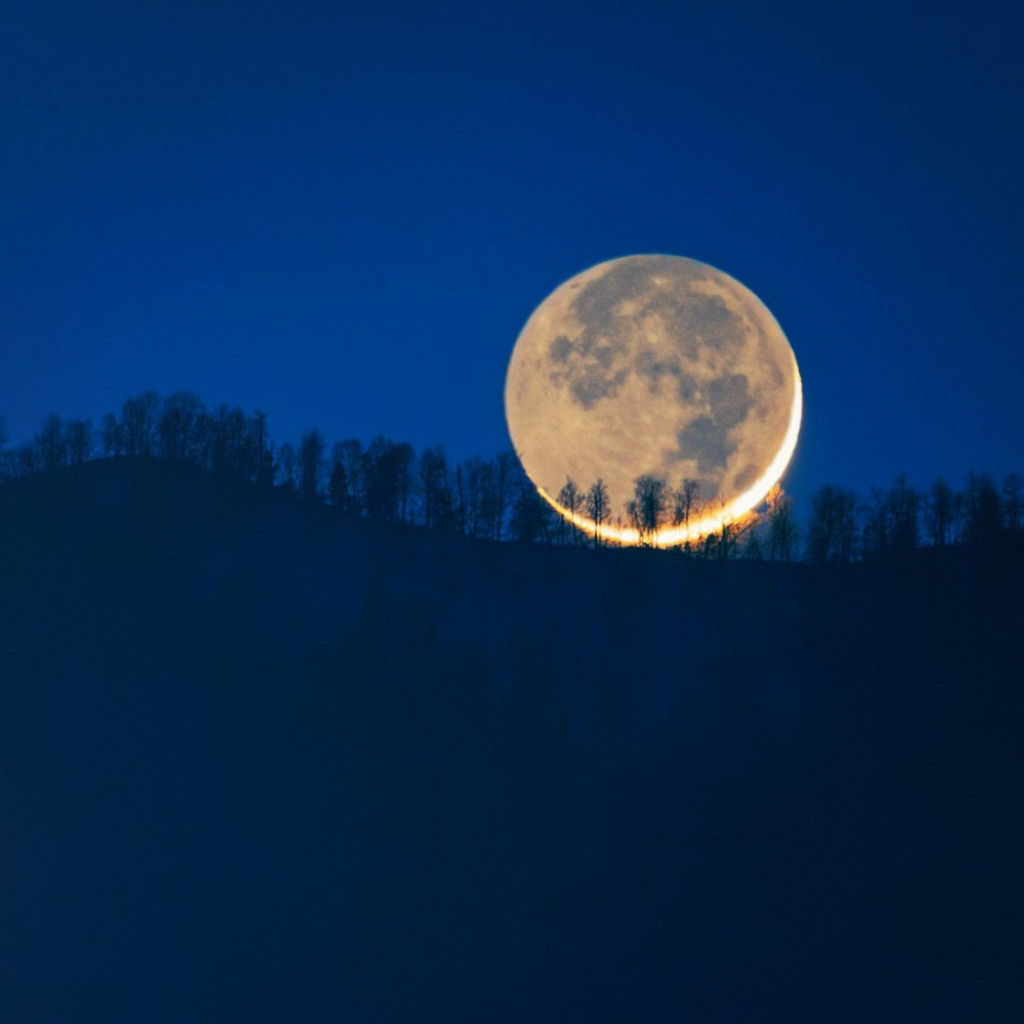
1 461 1020 1022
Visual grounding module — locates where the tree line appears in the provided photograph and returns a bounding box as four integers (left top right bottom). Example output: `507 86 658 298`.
801 472 1022 563
0 393 538 543
1 392 1021 561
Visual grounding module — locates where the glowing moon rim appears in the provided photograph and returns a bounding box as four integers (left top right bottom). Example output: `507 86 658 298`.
536 352 801 547
505 254 803 547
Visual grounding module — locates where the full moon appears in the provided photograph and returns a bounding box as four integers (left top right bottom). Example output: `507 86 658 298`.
504 254 802 545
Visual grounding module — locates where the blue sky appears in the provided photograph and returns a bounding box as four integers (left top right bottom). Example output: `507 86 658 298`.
3 0 1022 508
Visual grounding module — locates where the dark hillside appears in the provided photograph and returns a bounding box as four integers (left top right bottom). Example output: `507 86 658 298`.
1 462 1021 1021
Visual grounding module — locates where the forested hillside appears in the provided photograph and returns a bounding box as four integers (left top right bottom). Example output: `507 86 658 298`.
1 459 1021 1022
3 392 1022 559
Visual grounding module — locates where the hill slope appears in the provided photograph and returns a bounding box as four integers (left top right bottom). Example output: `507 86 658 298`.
1 461 1021 1022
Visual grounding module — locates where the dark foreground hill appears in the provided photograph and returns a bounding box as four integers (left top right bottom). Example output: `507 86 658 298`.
1 460 1021 1022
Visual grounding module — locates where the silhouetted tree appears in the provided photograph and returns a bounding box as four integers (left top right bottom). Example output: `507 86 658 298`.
250 411 275 486
158 392 204 463
742 529 763 559
454 461 467 535
65 419 92 465
699 498 743 561
16 444 38 477
364 437 414 523
331 440 365 516
672 478 700 529
629 474 667 545
477 458 504 540
393 442 415 525
807 485 858 564
1002 473 1022 533
35 415 68 472
208 405 252 479
189 407 215 469
100 413 123 458
298 430 326 503
699 530 717 560
862 477 919 561
766 488 797 561
963 472 1001 551
927 477 955 548
277 442 297 494
0 418 10 480
585 478 610 547
887 473 920 557
715 512 741 561
510 473 552 544
673 477 701 552
328 442 355 515
121 392 159 457
459 456 497 538
861 486 889 562
557 477 582 545
419 446 454 531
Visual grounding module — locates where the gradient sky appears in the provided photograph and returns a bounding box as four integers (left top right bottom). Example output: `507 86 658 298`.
3 0 1022 510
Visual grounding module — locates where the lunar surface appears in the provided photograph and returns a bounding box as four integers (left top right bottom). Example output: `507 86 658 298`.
504 254 802 545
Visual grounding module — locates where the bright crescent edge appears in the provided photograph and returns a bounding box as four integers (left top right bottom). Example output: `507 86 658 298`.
533 350 803 547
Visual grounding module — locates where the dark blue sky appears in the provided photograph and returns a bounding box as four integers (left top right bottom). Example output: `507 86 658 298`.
3 0 1021 506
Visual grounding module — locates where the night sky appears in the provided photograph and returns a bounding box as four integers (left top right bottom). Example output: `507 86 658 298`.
3 0 1022 509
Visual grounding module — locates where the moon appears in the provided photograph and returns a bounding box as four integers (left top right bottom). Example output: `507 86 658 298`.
504 254 802 545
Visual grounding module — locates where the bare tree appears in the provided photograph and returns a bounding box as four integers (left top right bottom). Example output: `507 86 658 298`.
672 477 701 552
557 477 583 545
629 474 667 545
742 529 764 559
861 486 888 561
250 410 275 486
457 456 503 538
16 444 37 477
927 477 955 548
35 415 67 472
158 392 203 463
585 478 610 547
332 440 365 516
393 442 415 525
715 508 742 561
454 460 467 535
1002 473 1022 533
510 469 552 544
493 451 517 541
0 418 10 480
807 485 858 564
473 458 501 539
218 406 254 479
328 442 353 513
419 445 454 530
887 473 920 556
66 419 92 465
673 478 700 528
276 442 297 494
101 412 124 458
201 404 246 478
120 392 159 457
191 408 216 470
698 497 743 561
963 472 1001 550
299 430 326 503
766 487 797 561
365 437 414 523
